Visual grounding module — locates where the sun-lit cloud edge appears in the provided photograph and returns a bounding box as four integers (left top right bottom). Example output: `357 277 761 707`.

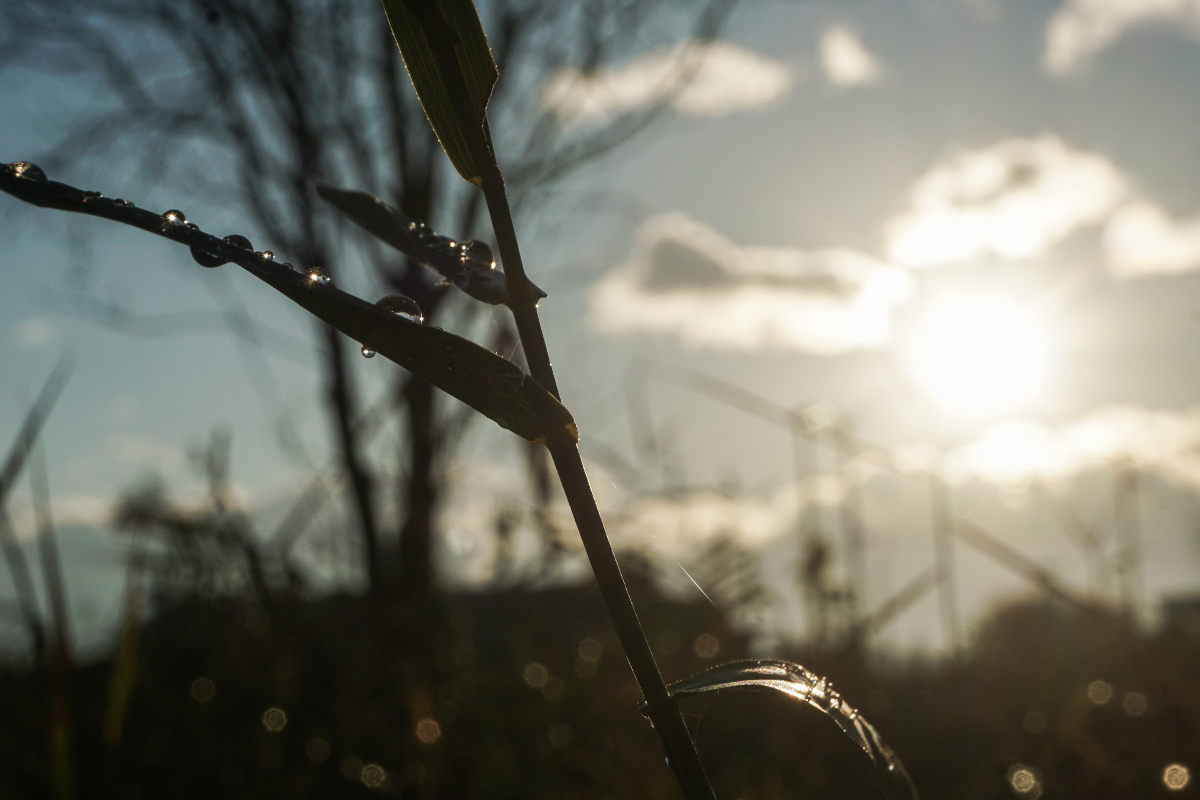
1044 0 1200 76
884 135 1128 267
883 134 1200 278
541 40 793 126
590 213 916 354
942 405 1200 490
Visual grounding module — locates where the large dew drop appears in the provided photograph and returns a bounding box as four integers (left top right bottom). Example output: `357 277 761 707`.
159 209 187 232
360 346 375 359
10 162 47 182
191 241 227 268
376 294 423 324
459 240 495 271
224 235 253 250
307 267 332 286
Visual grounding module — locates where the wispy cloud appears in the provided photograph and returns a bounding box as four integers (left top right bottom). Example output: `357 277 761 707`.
1044 0 1200 76
884 136 1127 267
1104 201 1200 277
590 213 915 354
819 26 883 87
541 41 792 126
947 406 1200 490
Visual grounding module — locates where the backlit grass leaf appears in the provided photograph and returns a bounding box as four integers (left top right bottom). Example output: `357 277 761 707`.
653 660 918 800
381 0 497 184
315 184 418 253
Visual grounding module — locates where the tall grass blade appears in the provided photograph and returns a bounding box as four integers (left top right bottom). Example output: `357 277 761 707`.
656 660 918 800
380 0 497 183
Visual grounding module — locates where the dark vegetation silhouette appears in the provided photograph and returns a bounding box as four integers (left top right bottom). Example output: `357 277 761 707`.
2 1 1199 799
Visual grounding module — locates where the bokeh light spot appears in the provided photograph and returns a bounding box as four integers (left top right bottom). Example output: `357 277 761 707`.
261 707 287 733
523 662 549 688
360 763 387 788
1087 680 1113 705
190 677 216 703
1164 764 1190 790
694 634 720 659
1123 691 1148 716
415 718 441 745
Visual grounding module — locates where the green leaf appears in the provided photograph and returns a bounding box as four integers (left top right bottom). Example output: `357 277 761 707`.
381 0 497 184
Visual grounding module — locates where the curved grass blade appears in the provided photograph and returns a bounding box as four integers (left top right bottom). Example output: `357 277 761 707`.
653 660 918 800
0 164 576 445
381 0 497 184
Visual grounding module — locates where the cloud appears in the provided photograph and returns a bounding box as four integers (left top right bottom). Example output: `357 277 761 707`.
1044 0 1200 76
819 26 883 87
590 213 916 354
541 41 792 126
946 406 1200 490
1104 201 1200 277
884 135 1127 267
17 317 54 347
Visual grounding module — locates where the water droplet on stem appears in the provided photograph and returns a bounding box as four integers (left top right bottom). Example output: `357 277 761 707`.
10 162 47 182
159 209 187 231
459 240 495 271
307 267 332 286
361 346 375 358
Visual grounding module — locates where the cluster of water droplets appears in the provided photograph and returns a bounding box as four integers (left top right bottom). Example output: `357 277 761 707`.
404 220 507 305
360 294 424 358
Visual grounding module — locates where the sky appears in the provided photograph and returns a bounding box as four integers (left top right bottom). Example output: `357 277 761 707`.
4 0 1200 656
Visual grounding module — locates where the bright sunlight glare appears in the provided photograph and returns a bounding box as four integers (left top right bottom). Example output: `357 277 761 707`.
908 295 1051 418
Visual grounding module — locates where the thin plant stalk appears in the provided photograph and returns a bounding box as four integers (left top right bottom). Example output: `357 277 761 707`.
478 157 717 800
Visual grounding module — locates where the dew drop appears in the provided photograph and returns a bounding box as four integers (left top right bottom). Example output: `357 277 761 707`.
376 294 424 324
159 209 187 231
223 234 253 250
82 190 102 202
435 234 457 251
307 267 332 286
191 242 227 269
113 198 132 208
459 240 495 271
184 222 199 231
10 161 48 182
260 250 274 261
281 262 294 271
408 221 433 241
361 346 375 359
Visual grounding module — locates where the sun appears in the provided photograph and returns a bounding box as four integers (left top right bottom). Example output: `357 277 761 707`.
907 294 1051 418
